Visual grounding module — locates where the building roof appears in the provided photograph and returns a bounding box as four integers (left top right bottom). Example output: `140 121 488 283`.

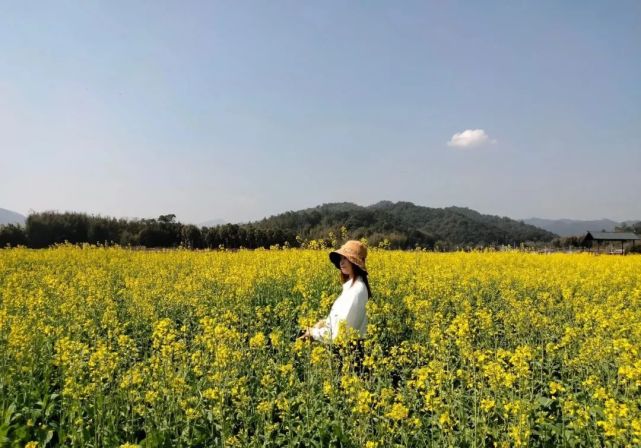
584 231 641 241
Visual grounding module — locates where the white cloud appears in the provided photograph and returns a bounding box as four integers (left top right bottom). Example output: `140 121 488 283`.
447 129 494 148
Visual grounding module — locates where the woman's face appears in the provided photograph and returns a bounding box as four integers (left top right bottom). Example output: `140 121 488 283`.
339 255 354 277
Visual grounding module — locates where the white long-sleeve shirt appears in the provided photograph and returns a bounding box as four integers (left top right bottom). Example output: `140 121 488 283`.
310 276 368 343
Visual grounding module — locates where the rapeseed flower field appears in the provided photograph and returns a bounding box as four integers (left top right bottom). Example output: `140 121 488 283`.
1 245 640 447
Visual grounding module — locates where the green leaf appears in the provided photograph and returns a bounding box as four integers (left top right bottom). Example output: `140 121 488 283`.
44 429 54 445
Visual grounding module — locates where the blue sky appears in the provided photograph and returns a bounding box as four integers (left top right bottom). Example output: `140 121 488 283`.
2 1 640 224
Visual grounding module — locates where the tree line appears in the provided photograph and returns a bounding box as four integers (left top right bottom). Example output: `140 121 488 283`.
616 221 641 235
4 204 636 251
0 210 426 250
0 212 295 249
0 206 550 251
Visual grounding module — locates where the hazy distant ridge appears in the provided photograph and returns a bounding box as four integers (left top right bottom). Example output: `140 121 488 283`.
198 218 226 227
522 218 628 237
0 208 26 226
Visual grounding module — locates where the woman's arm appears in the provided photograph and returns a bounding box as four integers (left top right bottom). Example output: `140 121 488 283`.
297 319 330 341
309 319 331 342
313 319 326 328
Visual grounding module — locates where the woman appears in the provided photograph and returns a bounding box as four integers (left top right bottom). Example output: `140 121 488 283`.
298 240 372 371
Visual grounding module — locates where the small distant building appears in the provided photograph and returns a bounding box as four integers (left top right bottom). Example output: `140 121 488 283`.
583 231 641 254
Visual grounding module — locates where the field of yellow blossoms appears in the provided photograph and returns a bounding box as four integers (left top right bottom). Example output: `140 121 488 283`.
1 244 640 447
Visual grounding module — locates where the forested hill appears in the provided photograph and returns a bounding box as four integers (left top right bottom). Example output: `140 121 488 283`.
0 201 557 249
250 201 556 248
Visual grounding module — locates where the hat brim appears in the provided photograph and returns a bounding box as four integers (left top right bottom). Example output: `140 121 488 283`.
329 250 367 274
329 251 341 270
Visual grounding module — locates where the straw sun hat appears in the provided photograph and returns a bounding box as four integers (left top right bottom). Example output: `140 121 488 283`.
329 240 368 274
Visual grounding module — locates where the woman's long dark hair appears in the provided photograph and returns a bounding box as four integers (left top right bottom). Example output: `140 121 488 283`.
339 262 372 299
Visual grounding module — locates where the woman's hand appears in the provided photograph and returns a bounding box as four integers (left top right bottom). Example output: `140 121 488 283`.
297 319 326 340
297 327 312 340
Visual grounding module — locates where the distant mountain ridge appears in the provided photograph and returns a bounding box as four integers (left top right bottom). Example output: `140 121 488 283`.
199 218 226 227
0 208 26 226
250 201 557 247
522 218 637 237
